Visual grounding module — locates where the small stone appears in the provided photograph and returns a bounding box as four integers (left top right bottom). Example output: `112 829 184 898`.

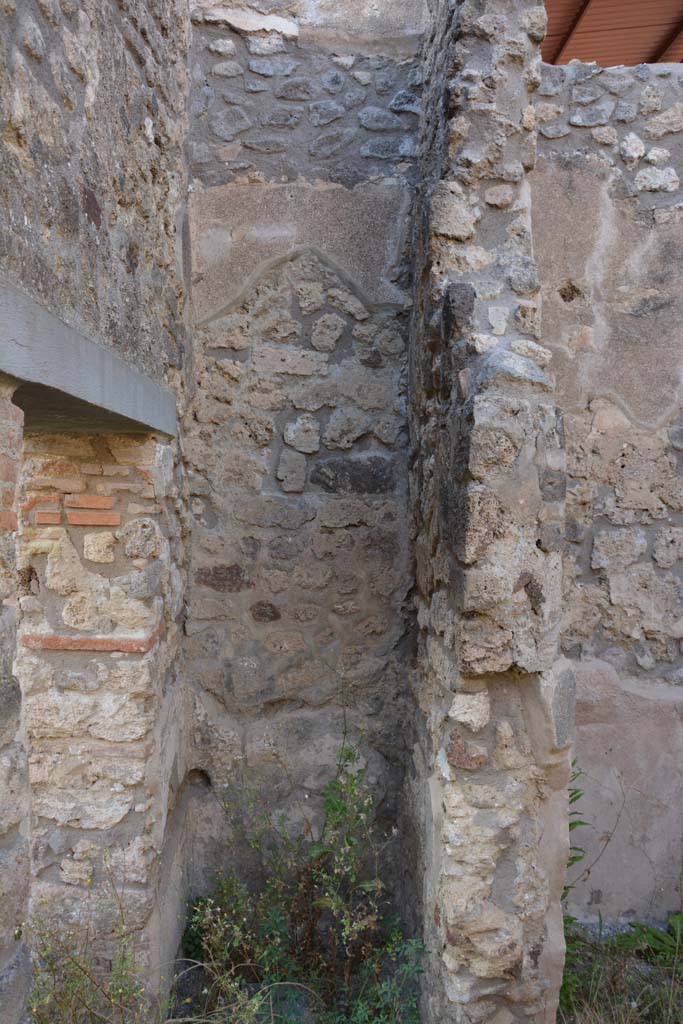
653 527 683 569
522 6 547 42
253 345 327 376
634 166 680 192
510 339 551 367
327 288 368 320
208 39 237 56
591 528 647 570
309 127 355 158
243 135 287 153
568 100 615 127
446 730 488 769
620 132 645 167
276 449 307 493
246 33 286 55
276 78 316 101
211 107 252 141
591 126 617 145
640 85 663 115
195 564 252 592
21 16 45 61
250 601 281 623
646 146 670 165
600 70 632 95
284 414 320 454
389 90 420 115
333 55 355 69
311 313 345 351
309 100 345 127
83 532 116 564
448 692 490 732
484 184 514 208
534 101 563 124
310 456 395 494
478 350 553 392
374 68 396 94
248 56 299 77
508 257 540 296
538 64 564 97
360 136 416 159
212 60 244 78
571 84 603 105
321 69 344 94
358 106 403 131
117 518 161 559
344 88 365 109
352 70 372 86
634 641 656 671
262 107 303 128
539 121 570 139
293 279 326 313
488 307 508 335
323 409 369 450
615 101 638 123
647 102 683 138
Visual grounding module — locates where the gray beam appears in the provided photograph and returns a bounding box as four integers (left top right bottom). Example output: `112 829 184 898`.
0 280 177 436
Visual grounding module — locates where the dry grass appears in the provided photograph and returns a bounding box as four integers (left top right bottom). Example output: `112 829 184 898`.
559 918 683 1024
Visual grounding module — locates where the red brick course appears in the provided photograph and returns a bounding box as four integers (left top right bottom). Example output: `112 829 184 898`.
65 509 121 527
64 494 114 509
21 621 165 653
35 511 62 525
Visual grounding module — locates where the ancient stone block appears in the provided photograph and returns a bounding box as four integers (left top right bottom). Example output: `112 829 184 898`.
310 456 395 494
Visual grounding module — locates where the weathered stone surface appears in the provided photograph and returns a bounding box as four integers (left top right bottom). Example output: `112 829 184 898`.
634 166 680 192
533 61 683 934
195 564 252 592
190 183 412 315
83 531 116 563
311 313 345 351
310 456 395 494
276 448 307 492
284 414 320 454
410 5 570 1021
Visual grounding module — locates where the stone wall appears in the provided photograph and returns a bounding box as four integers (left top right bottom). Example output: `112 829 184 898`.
183 0 424 898
5 2 683 1021
533 60 683 927
408 2 573 1021
0 380 30 1020
14 429 189 993
0 0 191 383
0 3 192 1016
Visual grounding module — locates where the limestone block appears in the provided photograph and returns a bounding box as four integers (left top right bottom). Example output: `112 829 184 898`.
430 181 478 241
276 449 307 492
591 528 647 570
83 531 116 563
311 313 345 352
283 414 320 454
448 693 490 733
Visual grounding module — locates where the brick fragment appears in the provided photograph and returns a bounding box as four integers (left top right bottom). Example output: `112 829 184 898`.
65 510 121 527
65 494 114 509
0 510 17 531
21 622 165 653
35 511 62 525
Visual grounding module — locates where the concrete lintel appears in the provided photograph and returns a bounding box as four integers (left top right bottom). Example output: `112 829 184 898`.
0 281 177 436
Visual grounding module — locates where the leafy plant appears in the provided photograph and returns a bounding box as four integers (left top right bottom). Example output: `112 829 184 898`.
28 890 164 1024
184 744 423 1023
